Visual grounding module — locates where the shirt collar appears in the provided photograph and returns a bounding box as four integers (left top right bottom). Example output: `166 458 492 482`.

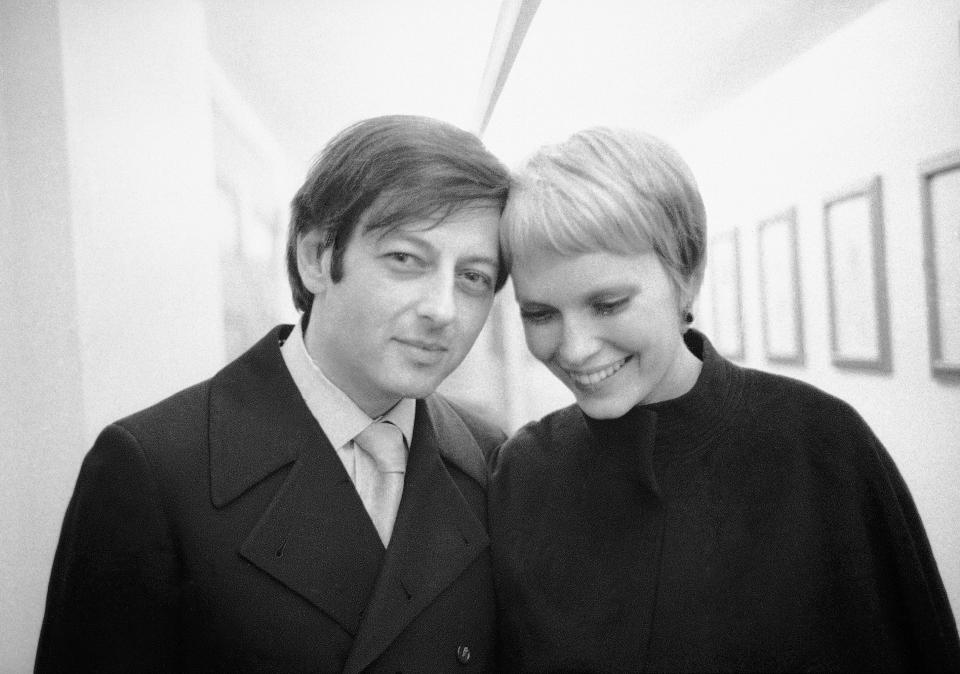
280 320 415 450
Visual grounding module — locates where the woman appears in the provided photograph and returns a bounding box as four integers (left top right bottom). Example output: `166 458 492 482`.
488 128 960 672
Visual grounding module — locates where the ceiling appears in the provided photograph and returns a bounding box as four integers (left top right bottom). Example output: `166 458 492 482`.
202 0 884 174
202 0 503 175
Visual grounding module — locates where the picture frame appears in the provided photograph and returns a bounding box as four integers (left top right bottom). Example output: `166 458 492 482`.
757 207 805 365
920 149 960 379
709 229 745 360
822 176 892 372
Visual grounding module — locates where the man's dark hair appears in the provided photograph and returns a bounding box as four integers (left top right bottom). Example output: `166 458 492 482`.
287 115 511 314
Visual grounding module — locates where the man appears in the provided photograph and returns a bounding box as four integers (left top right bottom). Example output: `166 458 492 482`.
36 115 510 672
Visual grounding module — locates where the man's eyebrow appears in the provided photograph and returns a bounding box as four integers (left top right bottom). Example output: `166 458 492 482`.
379 230 432 250
458 253 499 269
386 231 499 268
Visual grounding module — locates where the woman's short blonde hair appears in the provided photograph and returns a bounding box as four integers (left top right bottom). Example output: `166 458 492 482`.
501 127 707 313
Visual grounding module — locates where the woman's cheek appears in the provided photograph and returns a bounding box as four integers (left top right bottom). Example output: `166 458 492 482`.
523 324 556 363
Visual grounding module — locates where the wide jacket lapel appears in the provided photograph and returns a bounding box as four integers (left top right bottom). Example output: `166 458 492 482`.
209 326 385 636
342 396 490 674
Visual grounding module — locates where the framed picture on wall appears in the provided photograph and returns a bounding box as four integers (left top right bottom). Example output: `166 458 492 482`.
757 207 805 365
709 229 745 360
920 149 960 379
823 176 892 372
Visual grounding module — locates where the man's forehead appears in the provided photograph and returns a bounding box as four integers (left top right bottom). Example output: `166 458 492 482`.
368 208 500 265
364 200 501 238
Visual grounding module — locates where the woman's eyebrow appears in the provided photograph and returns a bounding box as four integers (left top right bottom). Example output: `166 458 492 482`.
583 284 639 301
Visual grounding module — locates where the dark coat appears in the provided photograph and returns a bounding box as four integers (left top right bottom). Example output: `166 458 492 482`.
489 331 960 673
36 326 503 673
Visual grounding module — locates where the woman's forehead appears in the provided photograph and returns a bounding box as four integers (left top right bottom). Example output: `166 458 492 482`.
512 249 666 301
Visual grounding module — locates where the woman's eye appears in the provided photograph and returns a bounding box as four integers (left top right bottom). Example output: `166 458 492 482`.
519 308 555 324
594 298 628 316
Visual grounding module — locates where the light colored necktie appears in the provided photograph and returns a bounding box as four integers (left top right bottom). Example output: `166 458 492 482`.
353 420 406 547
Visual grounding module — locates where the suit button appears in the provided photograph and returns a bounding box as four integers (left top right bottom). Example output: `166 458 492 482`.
457 644 471 664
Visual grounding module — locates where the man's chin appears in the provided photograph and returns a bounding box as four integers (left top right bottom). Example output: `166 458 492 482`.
387 372 448 401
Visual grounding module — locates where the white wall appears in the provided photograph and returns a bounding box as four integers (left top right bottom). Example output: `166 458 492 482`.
58 0 227 445
209 61 294 361
1 1 228 668
0 4 87 669
682 0 960 621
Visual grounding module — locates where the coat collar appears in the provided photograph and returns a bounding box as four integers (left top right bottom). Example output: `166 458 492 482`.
209 325 487 504
208 325 490 662
209 325 303 507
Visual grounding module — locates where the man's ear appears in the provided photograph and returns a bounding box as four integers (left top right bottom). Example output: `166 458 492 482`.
296 228 332 294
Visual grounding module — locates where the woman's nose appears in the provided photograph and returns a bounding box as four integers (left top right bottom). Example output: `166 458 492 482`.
556 319 599 367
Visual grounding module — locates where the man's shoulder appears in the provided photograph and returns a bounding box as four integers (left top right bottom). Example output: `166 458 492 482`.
110 378 209 448
425 394 507 487
113 325 292 446
431 394 507 449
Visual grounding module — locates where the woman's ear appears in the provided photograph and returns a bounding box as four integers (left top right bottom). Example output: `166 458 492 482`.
296 228 332 295
676 282 695 327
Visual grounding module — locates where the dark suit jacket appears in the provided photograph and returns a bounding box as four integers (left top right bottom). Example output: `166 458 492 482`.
36 325 504 673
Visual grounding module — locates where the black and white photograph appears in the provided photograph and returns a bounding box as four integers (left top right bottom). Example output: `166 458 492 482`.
2 1 959 672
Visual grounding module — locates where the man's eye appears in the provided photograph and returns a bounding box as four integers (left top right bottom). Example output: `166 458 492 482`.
385 252 424 269
459 270 493 291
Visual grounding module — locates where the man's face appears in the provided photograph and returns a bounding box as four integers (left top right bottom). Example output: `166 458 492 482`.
302 204 501 417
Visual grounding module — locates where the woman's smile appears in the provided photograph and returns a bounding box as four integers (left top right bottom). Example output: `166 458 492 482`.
514 249 700 417
561 355 633 389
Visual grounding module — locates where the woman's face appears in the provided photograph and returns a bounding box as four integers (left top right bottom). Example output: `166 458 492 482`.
512 249 700 419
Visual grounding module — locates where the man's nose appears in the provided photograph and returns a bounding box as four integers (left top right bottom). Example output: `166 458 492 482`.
416 273 457 326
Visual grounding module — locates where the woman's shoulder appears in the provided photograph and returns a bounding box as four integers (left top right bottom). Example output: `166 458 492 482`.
736 363 870 435
728 364 892 485
696 331 870 438
489 404 589 474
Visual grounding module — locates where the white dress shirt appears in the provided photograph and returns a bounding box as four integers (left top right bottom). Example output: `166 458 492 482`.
279 321 415 505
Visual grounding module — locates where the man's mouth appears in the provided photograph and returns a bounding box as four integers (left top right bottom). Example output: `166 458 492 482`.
563 356 632 387
396 338 448 353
